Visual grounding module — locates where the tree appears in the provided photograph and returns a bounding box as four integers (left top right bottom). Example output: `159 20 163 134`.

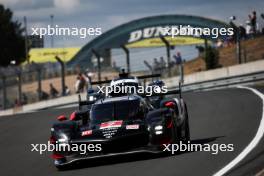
0 4 26 67
203 46 220 70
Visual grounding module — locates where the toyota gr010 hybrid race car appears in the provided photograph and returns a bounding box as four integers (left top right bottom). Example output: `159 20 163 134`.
49 81 190 170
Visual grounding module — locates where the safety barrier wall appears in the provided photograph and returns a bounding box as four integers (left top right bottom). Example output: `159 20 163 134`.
164 59 264 88
0 93 86 116
1 59 264 116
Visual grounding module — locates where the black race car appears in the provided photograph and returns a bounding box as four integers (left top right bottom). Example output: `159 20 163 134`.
50 79 190 169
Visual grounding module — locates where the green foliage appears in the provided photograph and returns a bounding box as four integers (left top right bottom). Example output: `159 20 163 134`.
203 46 219 70
0 4 26 66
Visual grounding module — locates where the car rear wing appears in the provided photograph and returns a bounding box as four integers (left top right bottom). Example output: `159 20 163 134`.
90 73 161 85
78 94 95 110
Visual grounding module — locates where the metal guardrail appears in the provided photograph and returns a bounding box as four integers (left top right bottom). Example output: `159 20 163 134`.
172 71 264 92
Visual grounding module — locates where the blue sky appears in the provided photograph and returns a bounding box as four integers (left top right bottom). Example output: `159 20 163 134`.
1 0 263 48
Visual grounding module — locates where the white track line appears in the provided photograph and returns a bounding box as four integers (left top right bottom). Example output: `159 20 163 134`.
214 86 264 176
54 104 78 109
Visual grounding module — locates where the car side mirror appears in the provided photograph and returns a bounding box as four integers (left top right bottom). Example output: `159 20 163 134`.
164 101 175 108
57 115 67 121
70 110 90 124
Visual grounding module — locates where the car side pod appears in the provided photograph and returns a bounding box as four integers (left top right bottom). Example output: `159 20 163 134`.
57 115 67 121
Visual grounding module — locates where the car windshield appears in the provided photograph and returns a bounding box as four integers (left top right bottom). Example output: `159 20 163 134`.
90 99 143 124
109 82 139 97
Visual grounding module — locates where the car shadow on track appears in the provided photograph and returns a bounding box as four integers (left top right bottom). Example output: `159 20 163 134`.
190 136 224 145
58 136 224 171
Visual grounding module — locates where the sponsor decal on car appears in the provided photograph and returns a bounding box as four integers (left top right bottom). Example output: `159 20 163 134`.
126 124 139 130
81 130 93 136
102 128 118 138
100 120 123 129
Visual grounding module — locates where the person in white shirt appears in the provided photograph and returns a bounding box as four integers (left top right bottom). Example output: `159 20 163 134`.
245 20 253 38
260 13 264 34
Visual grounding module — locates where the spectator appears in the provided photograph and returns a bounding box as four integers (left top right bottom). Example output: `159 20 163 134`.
83 70 93 89
159 57 166 71
261 13 264 34
75 73 86 93
21 93 28 105
229 20 238 43
14 98 21 107
49 83 59 98
75 74 81 93
246 20 253 38
112 60 116 68
37 89 49 100
172 55 176 64
238 24 247 40
112 61 119 71
153 58 160 73
196 45 205 56
249 11 257 35
41 91 49 100
174 52 182 65
64 86 71 95
119 68 129 78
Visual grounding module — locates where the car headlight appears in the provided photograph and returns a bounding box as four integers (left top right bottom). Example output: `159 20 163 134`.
155 131 163 135
58 134 69 143
154 125 163 130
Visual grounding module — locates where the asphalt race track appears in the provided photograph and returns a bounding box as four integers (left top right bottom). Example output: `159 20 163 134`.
1 88 264 176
